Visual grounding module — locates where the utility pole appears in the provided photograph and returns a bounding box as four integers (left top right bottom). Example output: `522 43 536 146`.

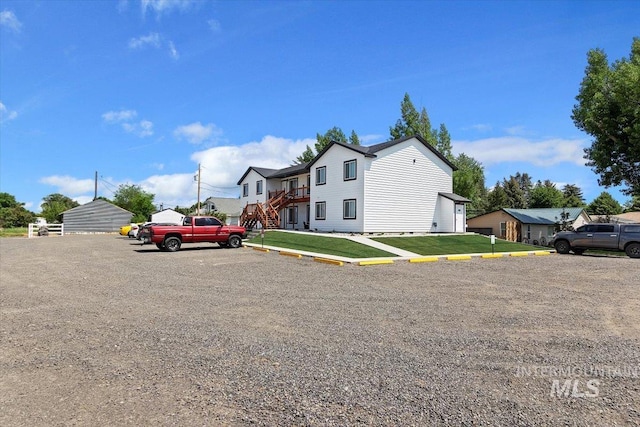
94 171 98 200
196 163 201 215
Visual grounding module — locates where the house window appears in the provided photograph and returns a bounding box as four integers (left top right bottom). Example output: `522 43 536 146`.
242 183 249 197
256 180 263 195
315 201 326 220
499 222 506 238
344 160 356 181
343 199 356 219
316 166 326 185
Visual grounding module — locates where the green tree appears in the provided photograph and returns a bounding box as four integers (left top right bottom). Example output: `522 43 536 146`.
349 130 360 146
295 126 359 164
529 180 564 208
486 181 509 211
562 184 586 207
453 154 486 215
112 184 156 223
40 193 79 223
623 195 640 212
587 191 623 216
502 176 528 208
0 192 35 228
389 93 438 147
436 123 453 160
572 38 640 196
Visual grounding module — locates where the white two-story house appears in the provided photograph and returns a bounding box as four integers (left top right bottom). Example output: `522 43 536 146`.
237 135 469 233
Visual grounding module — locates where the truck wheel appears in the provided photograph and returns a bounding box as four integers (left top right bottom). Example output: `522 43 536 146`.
625 243 640 258
164 237 181 252
227 235 242 249
554 240 570 254
218 242 229 248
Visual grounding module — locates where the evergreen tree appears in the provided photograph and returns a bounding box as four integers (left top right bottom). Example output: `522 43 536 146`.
587 191 623 216
562 184 586 207
529 180 564 208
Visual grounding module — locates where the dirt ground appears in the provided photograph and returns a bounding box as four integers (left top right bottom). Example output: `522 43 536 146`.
1 235 639 426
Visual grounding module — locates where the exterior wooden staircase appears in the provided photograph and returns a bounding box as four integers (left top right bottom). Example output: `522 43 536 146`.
240 187 309 230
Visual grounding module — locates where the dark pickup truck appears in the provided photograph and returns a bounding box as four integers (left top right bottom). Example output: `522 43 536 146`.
550 223 640 258
141 216 247 252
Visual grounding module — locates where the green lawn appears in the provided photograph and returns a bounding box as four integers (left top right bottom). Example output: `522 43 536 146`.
0 227 28 238
248 231 397 258
373 234 544 256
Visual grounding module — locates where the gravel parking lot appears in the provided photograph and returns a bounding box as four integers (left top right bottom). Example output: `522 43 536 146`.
1 235 639 426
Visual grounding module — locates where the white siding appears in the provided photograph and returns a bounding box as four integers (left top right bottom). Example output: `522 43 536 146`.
309 145 365 232
239 170 269 206
363 139 454 232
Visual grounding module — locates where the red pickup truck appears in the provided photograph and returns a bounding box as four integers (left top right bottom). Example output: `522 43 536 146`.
141 216 247 252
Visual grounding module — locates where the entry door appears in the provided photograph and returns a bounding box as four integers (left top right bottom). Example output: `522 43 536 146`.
455 204 465 232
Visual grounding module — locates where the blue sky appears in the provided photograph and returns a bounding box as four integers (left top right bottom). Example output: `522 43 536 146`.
1 0 638 212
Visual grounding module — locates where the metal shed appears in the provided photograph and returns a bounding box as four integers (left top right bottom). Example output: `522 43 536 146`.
62 199 133 233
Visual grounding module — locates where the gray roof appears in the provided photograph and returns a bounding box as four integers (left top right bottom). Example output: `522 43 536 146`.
439 192 472 203
503 208 587 225
203 197 243 215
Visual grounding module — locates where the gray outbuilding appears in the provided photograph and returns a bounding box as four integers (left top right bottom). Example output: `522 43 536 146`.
62 199 133 233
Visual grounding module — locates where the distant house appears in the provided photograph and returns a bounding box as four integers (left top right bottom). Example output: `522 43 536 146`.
237 135 470 233
467 207 591 244
62 199 133 233
150 208 184 225
593 211 640 224
202 197 243 225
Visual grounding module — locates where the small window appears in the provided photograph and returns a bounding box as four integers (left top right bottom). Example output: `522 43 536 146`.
315 201 326 220
316 166 326 185
256 180 263 195
344 159 356 181
623 225 640 233
343 199 356 219
594 224 614 232
242 183 249 197
499 222 506 238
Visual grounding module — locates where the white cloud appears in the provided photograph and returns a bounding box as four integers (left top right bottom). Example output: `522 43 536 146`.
123 120 154 137
452 136 587 167
207 19 221 32
128 32 161 49
39 175 95 195
174 122 223 144
191 135 313 190
102 109 137 123
0 10 22 33
0 101 18 123
141 0 196 17
469 123 492 132
168 40 179 59
102 109 153 137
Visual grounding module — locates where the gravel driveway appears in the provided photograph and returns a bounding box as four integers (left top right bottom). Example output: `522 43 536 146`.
1 235 639 426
